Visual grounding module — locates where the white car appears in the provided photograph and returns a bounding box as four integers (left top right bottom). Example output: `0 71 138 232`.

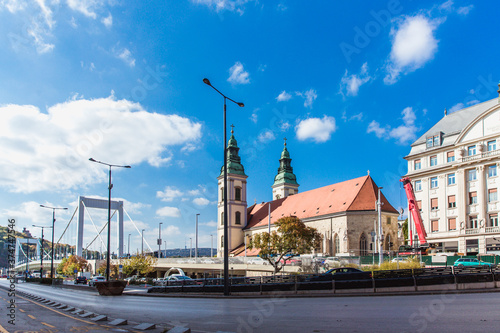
247 257 268 265
88 276 106 287
391 257 407 263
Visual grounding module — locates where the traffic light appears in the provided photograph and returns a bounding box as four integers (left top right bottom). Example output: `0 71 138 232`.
389 242 394 248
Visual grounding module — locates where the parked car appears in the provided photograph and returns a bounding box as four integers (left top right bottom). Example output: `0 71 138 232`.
88 276 106 287
74 276 87 284
391 257 408 263
247 257 268 265
306 267 372 282
164 275 199 286
279 257 302 266
453 258 495 268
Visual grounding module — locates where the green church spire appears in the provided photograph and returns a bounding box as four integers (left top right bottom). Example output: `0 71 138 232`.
220 125 246 176
273 138 298 187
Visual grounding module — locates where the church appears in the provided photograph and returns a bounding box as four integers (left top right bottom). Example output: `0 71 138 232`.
217 129 400 258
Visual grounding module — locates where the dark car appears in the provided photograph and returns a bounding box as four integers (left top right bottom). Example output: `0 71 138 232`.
307 267 372 282
74 276 87 284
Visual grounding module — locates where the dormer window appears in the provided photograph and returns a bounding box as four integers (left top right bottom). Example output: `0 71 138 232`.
426 133 442 148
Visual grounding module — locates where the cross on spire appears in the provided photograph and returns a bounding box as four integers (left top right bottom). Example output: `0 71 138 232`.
230 124 235 134
284 137 287 147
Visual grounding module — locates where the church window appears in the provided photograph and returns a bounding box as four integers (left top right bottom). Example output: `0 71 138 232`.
359 234 368 256
235 211 241 225
235 187 241 201
220 187 224 201
334 234 340 254
221 212 224 225
221 236 224 248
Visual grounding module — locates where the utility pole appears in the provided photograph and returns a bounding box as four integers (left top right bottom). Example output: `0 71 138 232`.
195 214 200 263
378 187 384 265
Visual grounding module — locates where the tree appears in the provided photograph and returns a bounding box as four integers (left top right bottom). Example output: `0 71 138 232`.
97 262 119 279
401 218 408 243
248 216 322 274
57 255 88 277
122 254 157 277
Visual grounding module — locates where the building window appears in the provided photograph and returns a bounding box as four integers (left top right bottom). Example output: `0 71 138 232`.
387 217 391 225
416 200 422 212
490 214 499 227
220 187 224 201
221 212 224 225
334 234 340 254
487 140 497 152
221 236 224 248
447 151 455 162
235 187 241 201
414 159 421 170
468 169 477 181
415 180 422 191
427 134 441 148
448 195 456 208
448 218 456 231
467 145 476 156
430 177 438 189
468 216 478 229
430 155 437 166
431 198 438 211
235 211 241 225
488 165 497 178
489 188 498 203
431 220 439 232
359 234 368 256
447 173 455 185
469 192 477 205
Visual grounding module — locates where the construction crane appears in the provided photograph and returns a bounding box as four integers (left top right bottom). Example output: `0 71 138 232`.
399 177 429 256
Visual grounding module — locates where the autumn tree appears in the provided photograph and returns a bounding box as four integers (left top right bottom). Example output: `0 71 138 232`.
57 255 88 277
248 216 322 274
96 262 119 279
122 254 157 277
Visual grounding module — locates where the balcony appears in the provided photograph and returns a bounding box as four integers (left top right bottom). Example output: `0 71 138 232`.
461 148 499 163
465 228 479 235
486 226 500 233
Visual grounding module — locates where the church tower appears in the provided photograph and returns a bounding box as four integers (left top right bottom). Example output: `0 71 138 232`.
272 138 299 200
217 126 248 257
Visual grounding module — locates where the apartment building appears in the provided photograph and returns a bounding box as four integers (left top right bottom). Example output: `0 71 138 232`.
404 95 500 255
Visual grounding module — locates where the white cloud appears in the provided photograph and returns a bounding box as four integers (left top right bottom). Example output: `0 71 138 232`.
278 121 291 132
276 90 292 102
156 206 181 217
384 15 440 84
367 107 418 145
117 48 135 67
193 197 210 206
296 89 317 108
157 186 184 202
0 95 202 193
101 13 112 27
340 63 371 96
67 0 99 19
457 5 473 15
250 108 259 123
295 115 336 143
191 0 254 14
202 221 217 227
258 130 275 143
227 61 250 85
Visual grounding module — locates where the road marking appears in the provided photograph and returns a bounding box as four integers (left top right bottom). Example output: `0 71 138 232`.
19 309 26 313
0 323 9 333
42 322 56 328
27 314 37 320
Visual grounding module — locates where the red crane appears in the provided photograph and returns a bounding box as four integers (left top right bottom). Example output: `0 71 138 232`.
400 177 429 254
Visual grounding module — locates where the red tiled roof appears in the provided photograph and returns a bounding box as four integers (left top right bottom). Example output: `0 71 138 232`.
245 175 398 230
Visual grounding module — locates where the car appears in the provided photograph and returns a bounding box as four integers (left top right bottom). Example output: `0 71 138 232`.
306 267 372 282
74 276 87 284
201 258 215 264
88 276 106 287
247 257 268 265
453 258 495 268
164 275 199 286
391 257 407 263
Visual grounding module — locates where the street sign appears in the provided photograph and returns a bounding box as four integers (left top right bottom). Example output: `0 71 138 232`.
74 269 78 274
119 264 123 273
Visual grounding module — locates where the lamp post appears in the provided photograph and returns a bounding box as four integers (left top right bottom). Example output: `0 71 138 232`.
158 222 163 259
203 78 244 296
40 205 68 278
141 229 145 255
128 233 131 258
32 225 52 277
89 158 131 281
189 238 192 259
210 234 213 258
195 214 200 262
377 187 384 265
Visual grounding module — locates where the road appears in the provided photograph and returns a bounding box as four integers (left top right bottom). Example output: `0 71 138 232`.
1 279 500 332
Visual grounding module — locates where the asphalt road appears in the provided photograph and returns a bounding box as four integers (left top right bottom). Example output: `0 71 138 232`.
2 279 500 333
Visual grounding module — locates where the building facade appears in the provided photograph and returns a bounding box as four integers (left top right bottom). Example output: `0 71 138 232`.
404 95 500 255
217 134 400 257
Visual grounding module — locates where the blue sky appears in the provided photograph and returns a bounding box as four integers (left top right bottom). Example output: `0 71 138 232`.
1 0 499 254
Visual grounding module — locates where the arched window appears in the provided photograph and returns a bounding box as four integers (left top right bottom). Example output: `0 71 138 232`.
334 234 340 254
221 236 224 248
235 187 241 201
220 212 224 225
235 211 241 225
360 233 368 256
385 234 392 251
220 187 224 201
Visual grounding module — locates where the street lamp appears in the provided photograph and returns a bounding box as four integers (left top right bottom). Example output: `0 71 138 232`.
158 222 163 259
32 225 52 277
40 205 68 278
195 214 200 263
128 233 131 258
141 229 145 255
210 234 213 258
89 158 131 282
189 238 192 259
203 77 244 296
